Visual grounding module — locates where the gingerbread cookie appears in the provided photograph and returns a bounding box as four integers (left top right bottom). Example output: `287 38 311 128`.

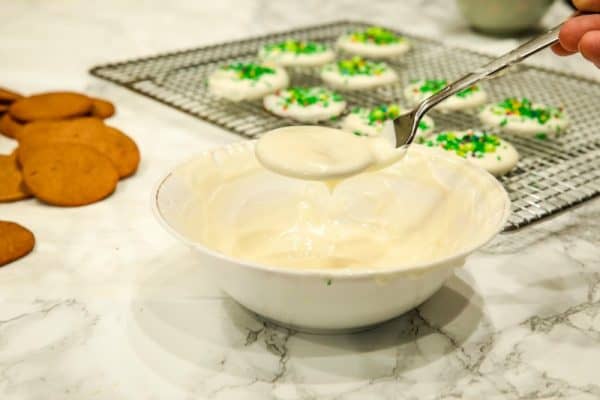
9 92 92 122
102 126 140 178
0 113 25 138
90 98 115 119
21 143 119 207
18 118 140 178
0 152 31 202
0 221 35 267
17 119 94 149
0 87 23 104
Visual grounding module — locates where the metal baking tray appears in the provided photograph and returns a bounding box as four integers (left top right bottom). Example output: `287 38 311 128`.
90 20 600 231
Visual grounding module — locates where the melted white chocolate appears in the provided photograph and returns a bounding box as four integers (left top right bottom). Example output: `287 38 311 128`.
182 144 507 270
255 126 405 182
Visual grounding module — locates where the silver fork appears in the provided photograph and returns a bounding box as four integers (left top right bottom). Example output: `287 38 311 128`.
393 22 565 148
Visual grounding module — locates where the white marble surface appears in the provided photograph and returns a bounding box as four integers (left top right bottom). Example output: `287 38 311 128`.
1 1 600 399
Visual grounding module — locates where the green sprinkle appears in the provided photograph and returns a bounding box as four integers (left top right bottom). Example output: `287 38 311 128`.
350 104 400 126
535 133 548 140
348 26 404 45
493 98 562 125
222 63 275 81
353 131 364 136
419 79 447 93
497 155 502 161
424 130 501 158
263 39 328 55
456 86 479 98
416 79 478 98
274 87 344 108
500 118 508 127
332 56 388 76
351 104 434 137
326 279 332 286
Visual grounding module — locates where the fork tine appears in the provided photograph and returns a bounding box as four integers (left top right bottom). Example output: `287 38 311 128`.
393 110 419 148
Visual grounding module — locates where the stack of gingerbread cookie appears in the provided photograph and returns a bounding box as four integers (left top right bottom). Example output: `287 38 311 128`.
0 88 141 267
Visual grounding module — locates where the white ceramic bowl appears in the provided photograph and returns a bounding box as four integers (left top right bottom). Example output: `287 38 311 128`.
154 141 510 334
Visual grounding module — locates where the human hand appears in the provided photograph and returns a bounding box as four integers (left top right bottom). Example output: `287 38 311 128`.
552 0 600 67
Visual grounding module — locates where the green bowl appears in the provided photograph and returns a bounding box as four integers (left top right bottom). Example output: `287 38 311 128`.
456 0 555 35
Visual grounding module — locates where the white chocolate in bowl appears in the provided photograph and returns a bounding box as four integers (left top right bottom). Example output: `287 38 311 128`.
178 143 508 271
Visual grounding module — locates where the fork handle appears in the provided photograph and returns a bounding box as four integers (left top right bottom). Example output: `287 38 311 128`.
418 22 564 113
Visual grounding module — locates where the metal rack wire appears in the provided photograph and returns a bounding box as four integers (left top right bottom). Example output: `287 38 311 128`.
90 20 600 231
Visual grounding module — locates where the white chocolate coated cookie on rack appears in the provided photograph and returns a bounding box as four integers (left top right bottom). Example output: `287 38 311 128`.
336 26 410 59
208 62 289 101
264 87 346 123
340 103 434 138
259 39 335 67
321 57 398 91
404 79 487 112
479 97 568 138
422 130 519 176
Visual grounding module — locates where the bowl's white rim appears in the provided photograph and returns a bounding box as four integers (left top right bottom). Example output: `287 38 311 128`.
152 141 511 280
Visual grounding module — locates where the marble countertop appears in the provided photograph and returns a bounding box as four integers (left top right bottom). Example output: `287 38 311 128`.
1 1 600 399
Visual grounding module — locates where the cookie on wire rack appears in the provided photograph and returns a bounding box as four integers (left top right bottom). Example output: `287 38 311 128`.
208 62 289 101
403 79 487 112
337 26 411 59
259 39 335 67
264 87 346 122
321 56 398 91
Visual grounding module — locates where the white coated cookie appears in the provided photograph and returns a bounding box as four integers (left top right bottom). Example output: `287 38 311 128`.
321 57 398 91
422 130 519 176
264 87 346 123
404 79 487 112
259 40 335 67
479 98 568 138
208 62 289 101
337 26 410 59
340 104 435 138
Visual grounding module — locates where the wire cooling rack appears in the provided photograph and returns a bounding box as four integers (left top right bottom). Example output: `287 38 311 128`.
90 20 600 231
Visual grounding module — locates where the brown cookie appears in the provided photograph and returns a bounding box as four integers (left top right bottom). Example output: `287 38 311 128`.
90 98 115 119
21 143 119 207
0 113 25 139
18 118 84 146
14 119 62 143
9 92 92 122
0 87 23 104
102 126 140 178
18 118 140 178
0 221 35 267
17 119 102 164
0 152 31 202
0 104 8 114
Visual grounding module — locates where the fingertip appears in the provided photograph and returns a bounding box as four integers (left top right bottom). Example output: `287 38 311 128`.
559 17 582 52
579 30 600 65
551 42 576 56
